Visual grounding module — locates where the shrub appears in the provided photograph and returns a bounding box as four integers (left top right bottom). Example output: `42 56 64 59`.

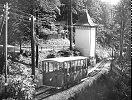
46 53 56 58
46 50 56 58
46 48 81 58
0 60 36 100
95 54 101 63
57 49 73 57
73 49 81 56
21 50 31 57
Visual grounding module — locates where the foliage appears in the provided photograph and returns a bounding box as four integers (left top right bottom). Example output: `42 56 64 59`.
46 50 57 58
57 0 87 24
102 69 131 100
57 0 117 49
97 0 131 51
57 0 112 24
46 48 81 58
57 48 82 57
113 0 131 54
73 48 82 56
0 0 61 45
95 54 101 63
57 49 73 57
96 0 131 74
0 57 36 100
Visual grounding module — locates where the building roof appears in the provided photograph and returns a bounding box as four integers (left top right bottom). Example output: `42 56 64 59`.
75 9 97 27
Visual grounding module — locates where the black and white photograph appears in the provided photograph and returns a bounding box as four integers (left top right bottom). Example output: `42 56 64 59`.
0 0 131 100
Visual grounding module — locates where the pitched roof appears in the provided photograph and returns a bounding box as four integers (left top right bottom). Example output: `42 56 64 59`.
75 9 96 26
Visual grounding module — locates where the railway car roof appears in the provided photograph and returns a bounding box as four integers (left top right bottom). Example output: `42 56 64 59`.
43 56 88 62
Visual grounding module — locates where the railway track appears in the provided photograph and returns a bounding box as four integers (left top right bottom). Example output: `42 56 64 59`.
35 58 111 100
87 58 110 77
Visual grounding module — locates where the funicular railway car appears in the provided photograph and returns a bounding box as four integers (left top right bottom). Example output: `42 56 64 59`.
42 56 88 88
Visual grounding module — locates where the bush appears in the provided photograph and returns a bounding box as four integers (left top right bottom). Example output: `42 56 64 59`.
57 49 73 57
46 53 56 58
46 50 56 58
21 50 31 57
73 49 81 56
95 54 101 63
0 60 36 100
46 49 81 58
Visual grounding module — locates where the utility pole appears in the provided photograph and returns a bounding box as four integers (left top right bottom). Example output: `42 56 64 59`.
70 0 73 50
120 21 124 71
31 15 35 77
120 6 124 71
36 11 39 68
4 2 9 84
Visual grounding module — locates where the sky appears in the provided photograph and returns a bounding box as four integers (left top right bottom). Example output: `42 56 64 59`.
100 0 120 5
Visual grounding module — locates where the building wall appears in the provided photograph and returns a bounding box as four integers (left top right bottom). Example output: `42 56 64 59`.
90 28 96 57
75 26 96 57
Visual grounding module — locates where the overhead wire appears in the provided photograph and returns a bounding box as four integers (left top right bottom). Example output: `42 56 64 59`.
0 5 32 17
10 8 33 17
0 4 4 8
1 4 55 30
0 4 34 37
9 11 31 23
1 5 53 22
10 11 30 19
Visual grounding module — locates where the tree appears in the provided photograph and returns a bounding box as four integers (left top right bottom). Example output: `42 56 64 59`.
113 0 131 71
0 0 61 45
